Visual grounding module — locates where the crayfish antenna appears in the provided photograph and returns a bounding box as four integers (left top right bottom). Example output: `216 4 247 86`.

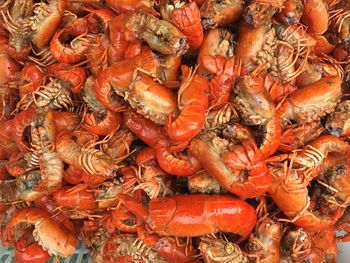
318 53 345 77
329 1 350 33
121 169 139 193
177 64 198 108
256 196 268 218
65 183 90 195
117 193 149 222
251 63 267 77
0 0 11 9
1 9 18 34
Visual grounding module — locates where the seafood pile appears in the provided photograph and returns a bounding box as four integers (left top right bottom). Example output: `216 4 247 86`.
0 0 350 262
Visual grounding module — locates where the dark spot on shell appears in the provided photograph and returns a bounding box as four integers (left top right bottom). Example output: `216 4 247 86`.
201 18 215 29
285 16 297 25
245 11 254 25
325 125 343 136
334 165 345 177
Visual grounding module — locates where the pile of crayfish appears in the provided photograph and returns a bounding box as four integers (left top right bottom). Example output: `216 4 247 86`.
0 0 350 262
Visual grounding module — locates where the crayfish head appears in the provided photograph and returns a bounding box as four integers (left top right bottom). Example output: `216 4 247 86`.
199 235 249 263
126 12 189 56
17 171 44 202
200 0 244 29
159 0 187 22
326 100 350 138
247 217 283 261
281 227 312 261
245 0 283 28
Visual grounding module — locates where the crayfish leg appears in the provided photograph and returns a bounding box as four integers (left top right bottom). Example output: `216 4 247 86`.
117 194 149 223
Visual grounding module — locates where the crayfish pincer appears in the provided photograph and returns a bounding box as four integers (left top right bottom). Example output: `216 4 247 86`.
5 207 78 258
118 194 257 238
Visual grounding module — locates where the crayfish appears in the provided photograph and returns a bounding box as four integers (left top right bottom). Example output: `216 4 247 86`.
0 0 349 262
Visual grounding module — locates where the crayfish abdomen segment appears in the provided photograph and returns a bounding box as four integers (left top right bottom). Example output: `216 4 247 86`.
30 0 67 48
128 74 178 125
149 194 256 237
280 76 342 124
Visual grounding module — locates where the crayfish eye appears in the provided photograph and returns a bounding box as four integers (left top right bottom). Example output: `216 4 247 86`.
245 12 254 25
298 232 306 241
286 17 297 24
201 18 215 28
179 37 186 46
335 165 345 176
